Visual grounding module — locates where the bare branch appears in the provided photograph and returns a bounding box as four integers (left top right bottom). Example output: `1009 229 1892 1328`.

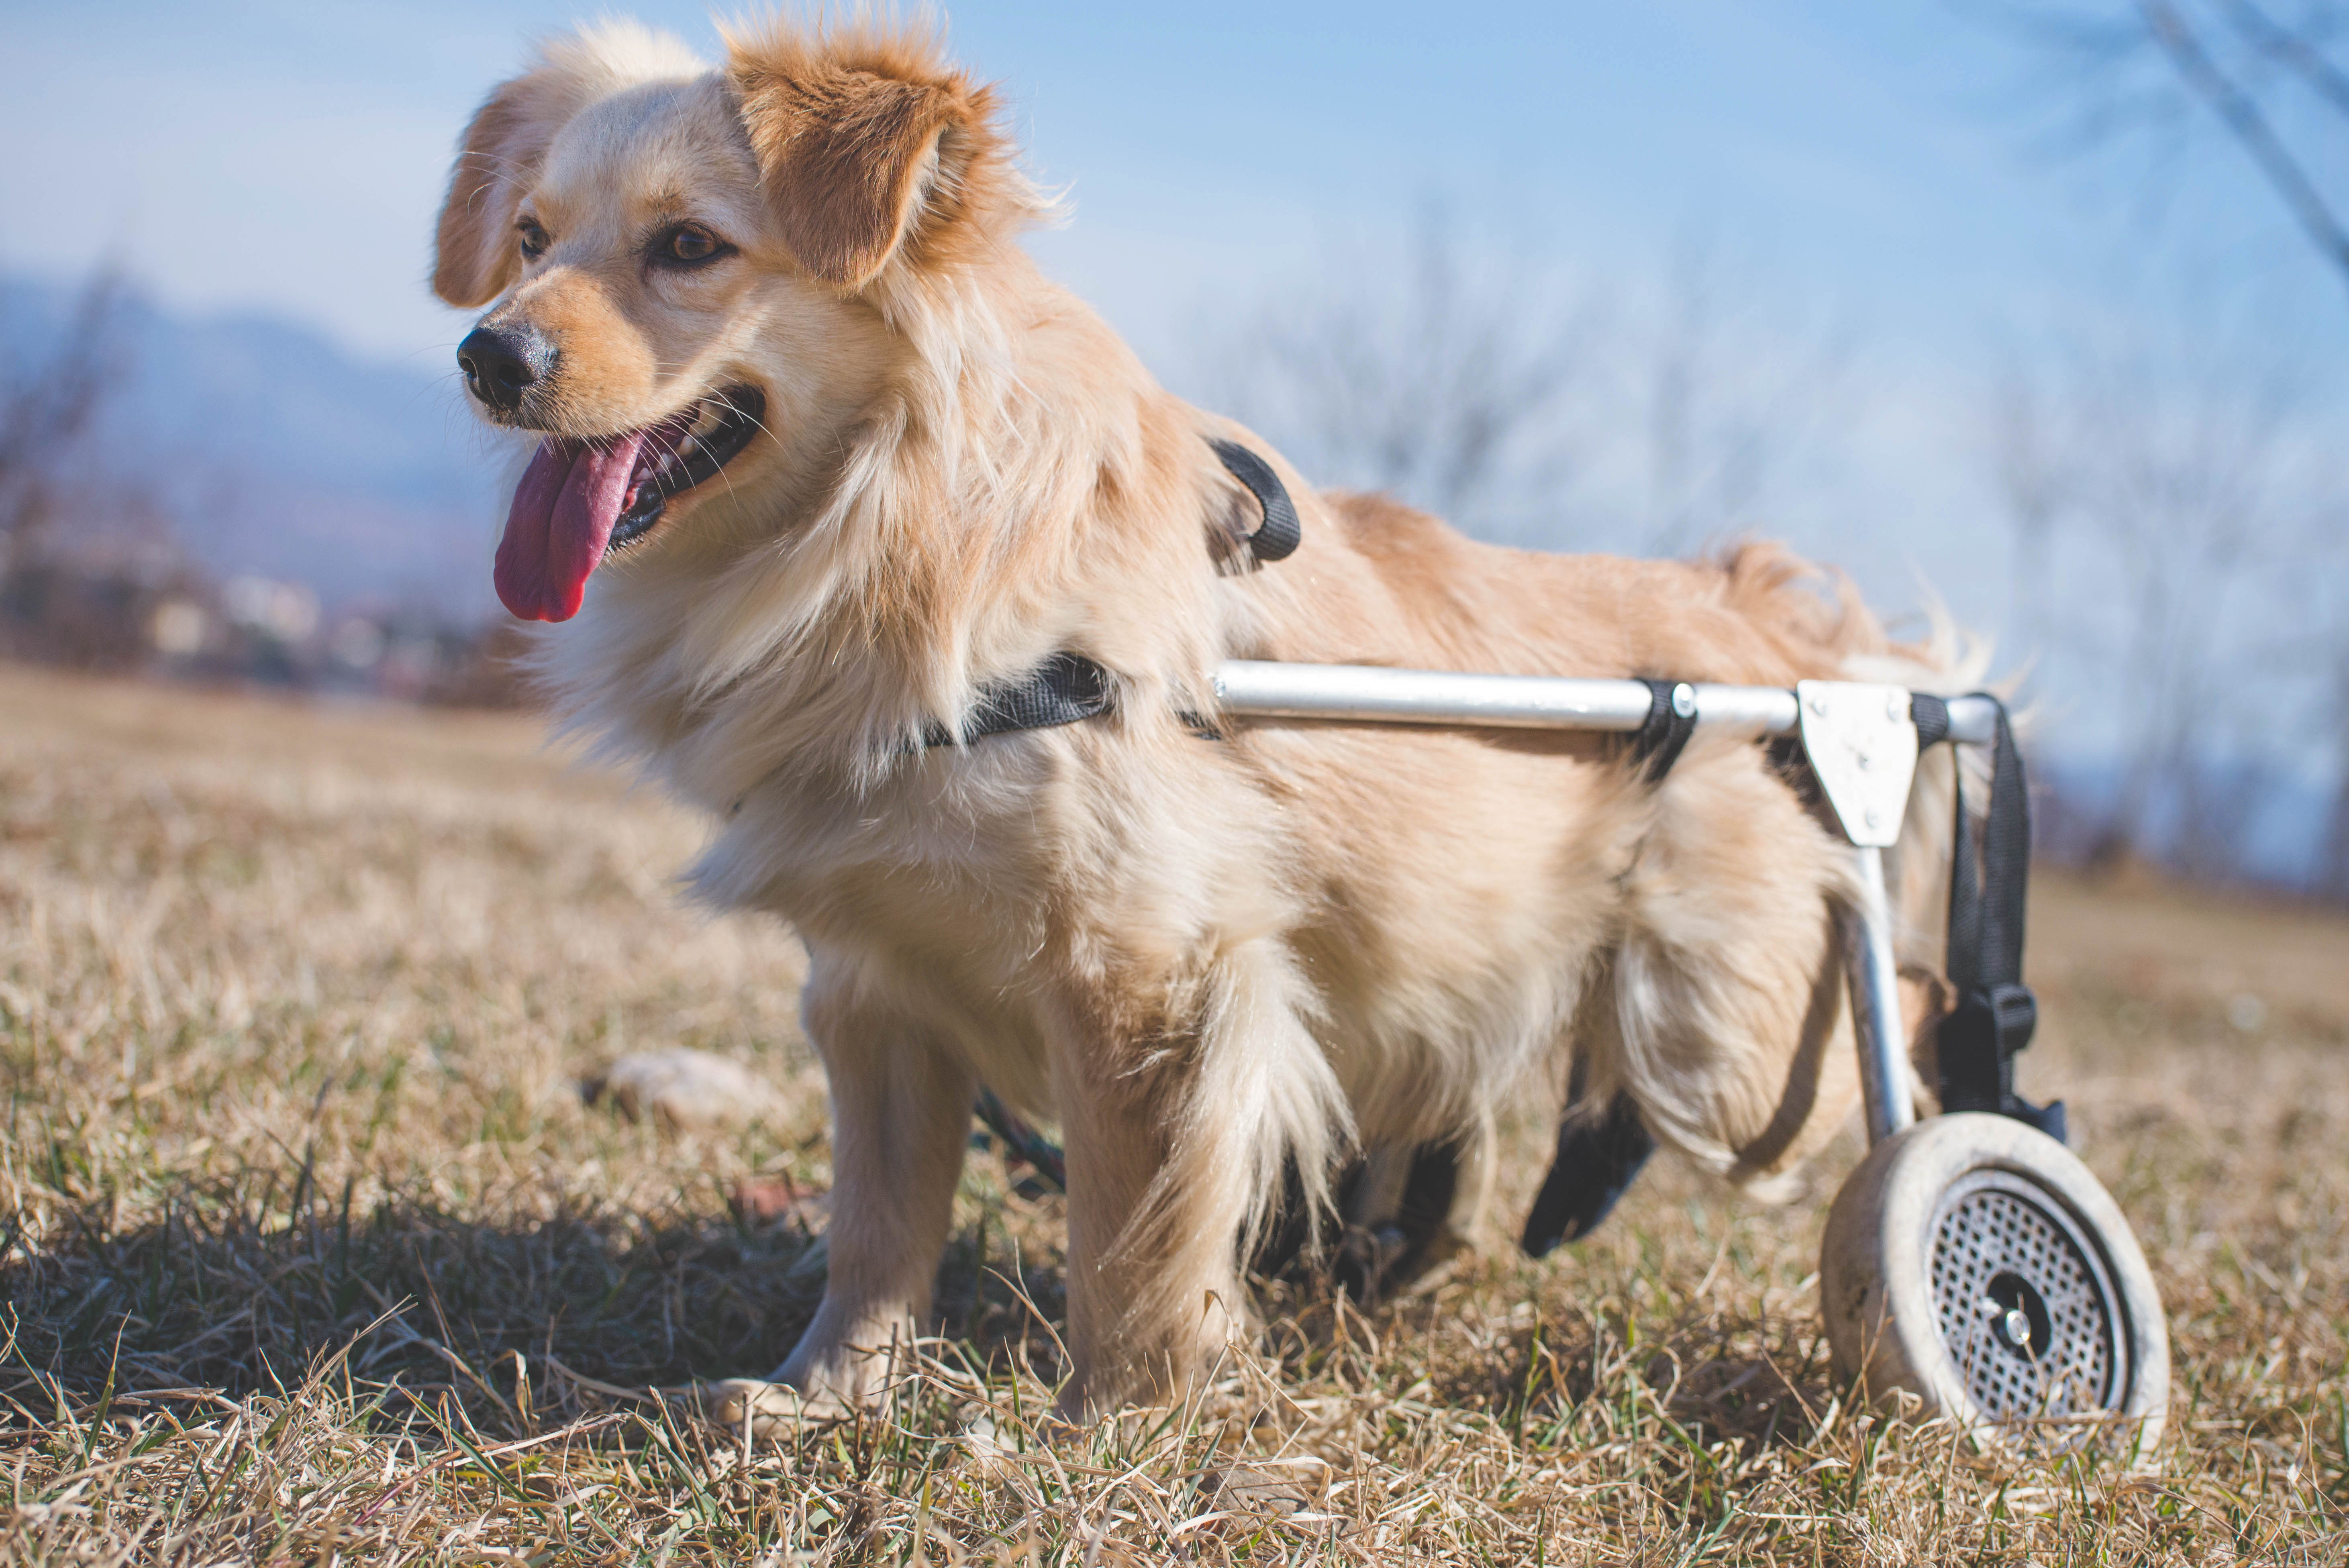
2222 0 2349 118
2138 0 2349 287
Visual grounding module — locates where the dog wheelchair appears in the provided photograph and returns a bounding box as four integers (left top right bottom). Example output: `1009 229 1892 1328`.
976 659 2169 1458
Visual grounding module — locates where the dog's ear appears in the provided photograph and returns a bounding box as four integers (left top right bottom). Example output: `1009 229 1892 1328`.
433 71 560 308
728 34 992 291
433 25 705 308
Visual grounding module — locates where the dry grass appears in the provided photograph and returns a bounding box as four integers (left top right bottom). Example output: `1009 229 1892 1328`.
1 662 2344 1565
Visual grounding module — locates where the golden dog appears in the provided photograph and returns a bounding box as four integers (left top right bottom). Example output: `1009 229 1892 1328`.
433 16 1964 1422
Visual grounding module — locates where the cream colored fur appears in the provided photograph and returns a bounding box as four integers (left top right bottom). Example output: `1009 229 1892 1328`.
433 17 1975 1421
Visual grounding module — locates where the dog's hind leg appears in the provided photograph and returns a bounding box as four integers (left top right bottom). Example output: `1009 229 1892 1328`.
1593 744 1872 1194
1323 1115 1495 1299
709 958 974 1429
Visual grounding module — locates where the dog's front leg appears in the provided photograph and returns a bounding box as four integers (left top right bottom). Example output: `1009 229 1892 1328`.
1053 1044 1247 1423
714 979 973 1428
1046 944 1338 1422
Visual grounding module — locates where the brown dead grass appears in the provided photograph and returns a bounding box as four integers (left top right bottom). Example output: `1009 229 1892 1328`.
1 662 2344 1564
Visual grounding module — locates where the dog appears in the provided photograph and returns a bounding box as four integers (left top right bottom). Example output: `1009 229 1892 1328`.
433 16 1965 1423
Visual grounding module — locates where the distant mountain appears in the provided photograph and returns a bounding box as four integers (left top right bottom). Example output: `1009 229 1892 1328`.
1 273 511 614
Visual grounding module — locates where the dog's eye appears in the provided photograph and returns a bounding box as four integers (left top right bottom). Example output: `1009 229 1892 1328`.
517 220 550 260
657 224 727 267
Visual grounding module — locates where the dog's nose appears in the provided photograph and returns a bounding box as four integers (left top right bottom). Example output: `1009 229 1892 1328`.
457 322 557 412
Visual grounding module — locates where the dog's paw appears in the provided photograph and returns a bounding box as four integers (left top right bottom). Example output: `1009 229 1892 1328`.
679 1327 912 1440
677 1377 847 1441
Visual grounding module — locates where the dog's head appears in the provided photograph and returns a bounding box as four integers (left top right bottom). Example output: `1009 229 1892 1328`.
434 19 1016 622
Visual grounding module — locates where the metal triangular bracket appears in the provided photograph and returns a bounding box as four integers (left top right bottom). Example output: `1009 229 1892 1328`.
1797 681 1920 848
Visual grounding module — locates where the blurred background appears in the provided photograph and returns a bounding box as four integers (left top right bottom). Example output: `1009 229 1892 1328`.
5 0 2348 897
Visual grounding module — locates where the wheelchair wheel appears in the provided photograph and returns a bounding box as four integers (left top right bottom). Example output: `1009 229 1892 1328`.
1820 1113 2167 1463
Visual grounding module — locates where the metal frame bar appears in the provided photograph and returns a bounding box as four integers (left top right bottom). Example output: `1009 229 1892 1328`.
1212 660 1999 1147
1845 846 1916 1143
1215 661 1999 745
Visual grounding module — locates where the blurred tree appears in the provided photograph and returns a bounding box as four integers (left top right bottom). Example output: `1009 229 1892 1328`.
0 268 190 671
1634 240 1852 557
1973 0 2349 894
1986 318 2330 877
1205 204 1596 535
1205 213 1849 556
2315 531 2349 896
0 268 127 557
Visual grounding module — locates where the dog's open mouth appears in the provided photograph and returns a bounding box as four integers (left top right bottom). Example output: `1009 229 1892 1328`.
494 386 766 623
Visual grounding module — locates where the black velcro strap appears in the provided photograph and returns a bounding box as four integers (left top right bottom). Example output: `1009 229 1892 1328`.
1632 679 1698 783
1935 694 2065 1142
1210 438 1302 563
1910 692 1950 750
923 652 1113 747
1521 1065 1655 1258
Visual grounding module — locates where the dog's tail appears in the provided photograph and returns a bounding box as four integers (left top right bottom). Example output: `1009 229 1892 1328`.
1712 538 2000 1023
1601 549 1998 1197
1712 541 1997 989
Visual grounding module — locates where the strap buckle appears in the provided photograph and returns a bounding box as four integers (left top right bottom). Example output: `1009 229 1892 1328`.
1937 983 2037 1116
1936 981 2063 1140
1956 981 2039 1059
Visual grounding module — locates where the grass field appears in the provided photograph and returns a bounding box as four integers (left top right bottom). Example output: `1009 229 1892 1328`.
2 662 2345 1564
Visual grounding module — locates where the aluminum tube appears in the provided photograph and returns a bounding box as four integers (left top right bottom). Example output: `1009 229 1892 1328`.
1844 845 1917 1145
1688 684 1801 736
1213 661 1654 730
1942 693 2000 748
1212 661 1802 734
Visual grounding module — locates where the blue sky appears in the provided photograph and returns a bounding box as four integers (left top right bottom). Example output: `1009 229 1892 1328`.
5 0 2325 363
2 2 2339 640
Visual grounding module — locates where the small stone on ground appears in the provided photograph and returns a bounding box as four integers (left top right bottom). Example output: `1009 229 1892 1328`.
584 1046 778 1130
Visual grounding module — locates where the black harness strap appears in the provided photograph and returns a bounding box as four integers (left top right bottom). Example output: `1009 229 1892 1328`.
950 439 1295 1176
974 1086 1066 1191
1910 691 1951 749
923 436 1294 751
1211 438 1303 563
1633 679 1700 782
1935 695 2066 1142
922 651 1113 748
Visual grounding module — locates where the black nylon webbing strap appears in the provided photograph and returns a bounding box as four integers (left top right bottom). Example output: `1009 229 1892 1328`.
922 652 1113 748
1210 438 1303 563
1933 695 2066 1142
1910 692 1951 749
1633 679 1699 782
925 438 1290 752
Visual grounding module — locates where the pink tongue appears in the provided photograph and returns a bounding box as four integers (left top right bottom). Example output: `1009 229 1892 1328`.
494 432 648 622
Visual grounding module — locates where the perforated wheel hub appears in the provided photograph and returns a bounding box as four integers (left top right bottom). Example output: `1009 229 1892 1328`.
1929 1170 2129 1424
